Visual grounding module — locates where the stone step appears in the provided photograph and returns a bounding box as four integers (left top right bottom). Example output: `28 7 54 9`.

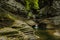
0 28 18 35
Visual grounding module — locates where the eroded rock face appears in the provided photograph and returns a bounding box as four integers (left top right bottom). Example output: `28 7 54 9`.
52 0 60 10
47 0 60 25
0 14 14 27
0 36 7 40
0 11 39 40
51 0 60 15
49 16 60 25
46 0 60 18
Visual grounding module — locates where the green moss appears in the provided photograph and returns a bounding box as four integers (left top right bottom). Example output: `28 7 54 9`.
28 12 33 17
33 0 39 9
25 0 30 10
25 0 39 11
